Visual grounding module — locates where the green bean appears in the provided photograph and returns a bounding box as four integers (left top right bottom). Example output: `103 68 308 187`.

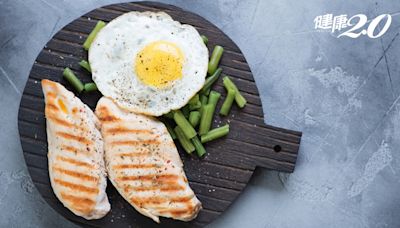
201 35 208 45
173 110 197 139
201 68 222 94
83 82 98 92
201 124 229 143
79 60 91 72
189 111 201 127
208 90 221 107
181 105 190 118
192 136 206 157
204 88 211 96
83 20 106 50
189 100 201 110
200 94 208 105
200 94 208 115
208 45 224 75
188 94 199 105
220 88 236 116
222 76 247 108
63 67 84 93
199 104 212 135
174 126 195 154
198 91 220 135
188 95 201 110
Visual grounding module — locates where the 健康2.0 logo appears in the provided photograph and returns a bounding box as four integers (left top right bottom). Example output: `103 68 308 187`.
314 14 392 38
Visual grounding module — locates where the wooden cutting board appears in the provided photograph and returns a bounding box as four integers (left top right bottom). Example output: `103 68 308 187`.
17 1 302 227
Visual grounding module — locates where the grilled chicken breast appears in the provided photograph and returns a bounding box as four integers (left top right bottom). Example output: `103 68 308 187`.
42 80 110 219
95 97 201 223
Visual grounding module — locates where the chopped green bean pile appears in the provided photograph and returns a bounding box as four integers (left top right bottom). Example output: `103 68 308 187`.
62 27 247 159
62 21 106 94
161 35 247 158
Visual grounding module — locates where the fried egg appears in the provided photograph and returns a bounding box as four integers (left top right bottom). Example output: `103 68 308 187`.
89 11 208 116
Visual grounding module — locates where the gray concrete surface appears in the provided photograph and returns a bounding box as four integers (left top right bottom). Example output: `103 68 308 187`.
1 0 400 227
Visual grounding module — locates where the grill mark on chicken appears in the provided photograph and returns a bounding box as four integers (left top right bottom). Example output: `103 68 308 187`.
117 174 179 182
127 184 185 192
56 155 94 169
97 106 109 113
130 195 194 207
123 179 180 192
46 114 85 131
99 115 120 122
52 166 98 182
105 127 153 135
60 192 95 214
45 91 57 99
74 207 92 214
61 192 95 206
54 178 99 194
110 139 160 146
46 103 59 112
113 164 158 169
59 145 89 154
97 106 120 122
116 152 150 157
56 132 92 145
158 208 192 216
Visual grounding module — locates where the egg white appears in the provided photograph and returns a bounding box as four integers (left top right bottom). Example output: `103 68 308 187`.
89 11 208 116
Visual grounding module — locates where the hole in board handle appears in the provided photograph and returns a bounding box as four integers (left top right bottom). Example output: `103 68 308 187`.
273 145 282 152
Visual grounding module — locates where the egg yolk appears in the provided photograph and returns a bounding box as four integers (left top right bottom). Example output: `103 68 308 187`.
135 41 184 87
